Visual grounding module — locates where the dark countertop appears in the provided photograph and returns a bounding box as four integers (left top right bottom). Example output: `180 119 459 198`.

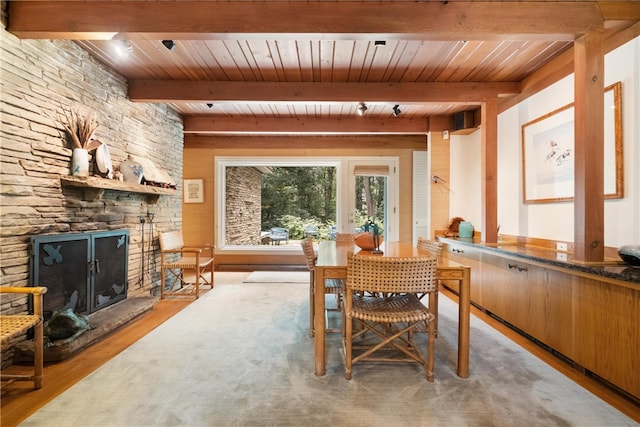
437 236 640 285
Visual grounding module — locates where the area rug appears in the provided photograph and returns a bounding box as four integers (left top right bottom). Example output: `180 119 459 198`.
243 270 309 283
20 279 636 426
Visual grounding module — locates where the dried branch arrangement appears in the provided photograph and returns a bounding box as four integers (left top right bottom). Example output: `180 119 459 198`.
62 107 98 150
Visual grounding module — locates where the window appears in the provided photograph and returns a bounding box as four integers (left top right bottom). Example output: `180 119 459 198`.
215 157 398 252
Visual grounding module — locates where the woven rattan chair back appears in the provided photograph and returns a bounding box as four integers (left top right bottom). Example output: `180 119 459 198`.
300 237 316 271
346 252 438 294
417 237 443 258
300 237 316 337
335 233 356 242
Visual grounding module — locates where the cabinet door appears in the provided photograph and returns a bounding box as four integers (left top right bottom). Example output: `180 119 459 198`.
573 278 640 399
525 267 574 357
441 243 482 304
479 253 511 319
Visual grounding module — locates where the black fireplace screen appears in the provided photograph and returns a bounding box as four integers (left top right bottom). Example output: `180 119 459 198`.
30 230 129 320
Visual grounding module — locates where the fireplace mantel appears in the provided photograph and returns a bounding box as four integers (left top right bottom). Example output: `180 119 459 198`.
60 176 177 203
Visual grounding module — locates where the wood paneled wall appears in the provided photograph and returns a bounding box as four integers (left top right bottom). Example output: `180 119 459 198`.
183 135 426 268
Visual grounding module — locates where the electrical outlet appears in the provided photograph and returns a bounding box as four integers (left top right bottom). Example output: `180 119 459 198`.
557 252 568 261
556 242 568 252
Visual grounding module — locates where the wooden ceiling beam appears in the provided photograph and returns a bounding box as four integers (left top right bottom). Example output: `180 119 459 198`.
129 81 520 104
183 117 429 135
8 1 604 41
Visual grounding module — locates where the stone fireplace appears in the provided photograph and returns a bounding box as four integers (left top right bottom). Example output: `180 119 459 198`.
0 19 184 366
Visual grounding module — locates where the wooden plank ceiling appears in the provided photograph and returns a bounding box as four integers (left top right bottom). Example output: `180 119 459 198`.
7 1 640 135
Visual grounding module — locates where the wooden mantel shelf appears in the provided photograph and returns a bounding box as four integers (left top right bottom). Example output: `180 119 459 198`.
60 176 177 203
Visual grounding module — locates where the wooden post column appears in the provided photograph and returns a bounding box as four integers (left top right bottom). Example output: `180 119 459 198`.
574 31 605 262
481 99 498 243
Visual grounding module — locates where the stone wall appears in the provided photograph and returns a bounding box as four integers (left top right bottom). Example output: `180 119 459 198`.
0 8 184 362
225 167 263 245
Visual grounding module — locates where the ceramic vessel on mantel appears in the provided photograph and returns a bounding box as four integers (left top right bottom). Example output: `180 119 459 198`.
71 148 89 177
120 155 144 184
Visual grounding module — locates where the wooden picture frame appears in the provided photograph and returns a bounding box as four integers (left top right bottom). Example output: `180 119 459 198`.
183 179 204 203
521 81 623 204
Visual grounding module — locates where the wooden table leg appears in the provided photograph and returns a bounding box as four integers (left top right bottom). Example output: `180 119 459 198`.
314 266 326 376
457 266 471 378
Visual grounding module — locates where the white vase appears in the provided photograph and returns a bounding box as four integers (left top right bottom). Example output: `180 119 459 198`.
71 148 89 177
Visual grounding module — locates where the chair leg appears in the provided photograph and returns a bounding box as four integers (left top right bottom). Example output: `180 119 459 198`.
433 281 439 336
427 319 435 382
33 317 44 389
429 287 439 338
160 262 166 299
344 314 353 380
309 279 315 338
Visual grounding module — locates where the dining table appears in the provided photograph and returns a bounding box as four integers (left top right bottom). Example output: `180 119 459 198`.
314 240 471 378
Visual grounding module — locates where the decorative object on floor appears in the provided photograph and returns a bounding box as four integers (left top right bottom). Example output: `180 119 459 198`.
43 308 92 345
119 155 144 184
618 245 640 267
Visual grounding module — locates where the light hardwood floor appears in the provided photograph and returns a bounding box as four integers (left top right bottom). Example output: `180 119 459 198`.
1 277 639 426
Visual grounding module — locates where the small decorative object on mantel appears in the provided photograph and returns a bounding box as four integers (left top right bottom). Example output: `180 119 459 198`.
119 155 144 184
61 106 99 177
94 141 113 179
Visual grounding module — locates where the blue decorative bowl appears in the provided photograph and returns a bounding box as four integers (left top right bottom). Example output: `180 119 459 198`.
618 245 640 267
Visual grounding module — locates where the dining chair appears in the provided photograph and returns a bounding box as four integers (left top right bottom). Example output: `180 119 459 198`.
300 237 345 337
417 237 444 333
343 252 438 381
335 233 356 242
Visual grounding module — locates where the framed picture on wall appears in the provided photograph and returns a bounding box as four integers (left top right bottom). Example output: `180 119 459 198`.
183 179 204 203
521 81 623 204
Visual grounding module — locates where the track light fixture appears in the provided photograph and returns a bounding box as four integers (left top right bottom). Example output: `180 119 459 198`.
206 103 214 108
161 40 176 51
392 105 401 117
356 102 368 116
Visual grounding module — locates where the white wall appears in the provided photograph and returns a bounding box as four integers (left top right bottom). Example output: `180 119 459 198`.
450 36 640 247
449 131 482 228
